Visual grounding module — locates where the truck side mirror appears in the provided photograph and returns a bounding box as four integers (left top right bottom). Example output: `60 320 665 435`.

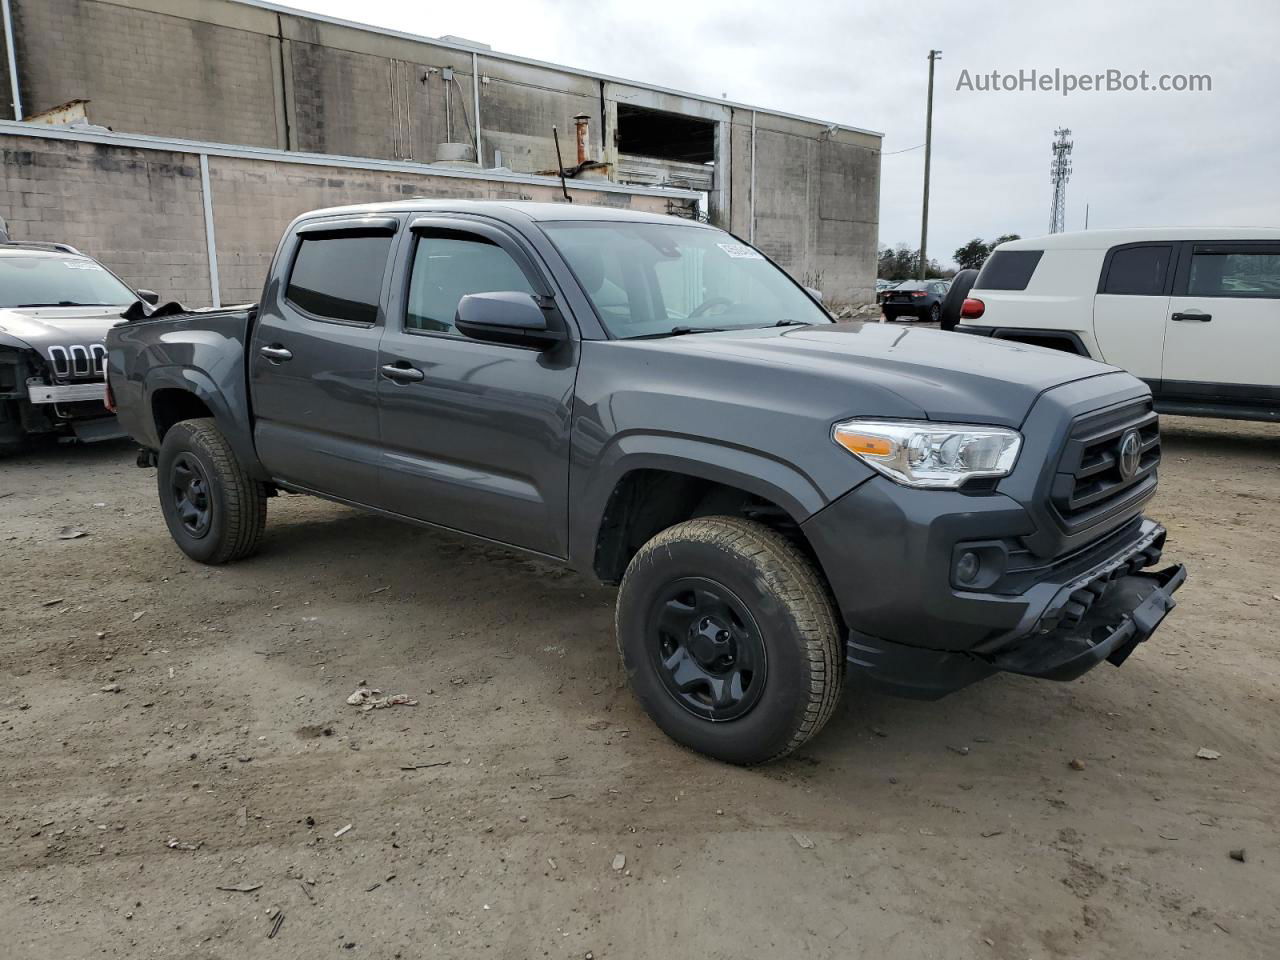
804 286 823 303
136 289 160 305
455 291 565 349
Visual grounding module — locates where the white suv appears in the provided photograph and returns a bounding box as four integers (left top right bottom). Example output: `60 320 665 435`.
954 228 1280 422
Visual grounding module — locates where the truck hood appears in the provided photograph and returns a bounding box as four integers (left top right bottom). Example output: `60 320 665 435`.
0 305 126 379
635 321 1117 427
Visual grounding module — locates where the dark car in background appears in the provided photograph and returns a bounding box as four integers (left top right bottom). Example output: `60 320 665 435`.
0 242 157 453
882 279 949 323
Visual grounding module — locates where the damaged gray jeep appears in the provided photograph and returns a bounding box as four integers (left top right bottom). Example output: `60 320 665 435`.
0 241 156 453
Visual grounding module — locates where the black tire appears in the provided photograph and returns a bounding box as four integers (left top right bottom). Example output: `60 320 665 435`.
615 516 843 765
939 268 979 330
157 417 267 564
929 302 941 324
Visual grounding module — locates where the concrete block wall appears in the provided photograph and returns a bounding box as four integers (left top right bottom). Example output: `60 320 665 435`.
4 0 880 304
727 109 880 305
11 0 282 146
0 131 676 307
0 135 212 303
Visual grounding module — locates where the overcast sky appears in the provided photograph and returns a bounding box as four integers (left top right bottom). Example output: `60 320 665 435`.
289 0 1279 268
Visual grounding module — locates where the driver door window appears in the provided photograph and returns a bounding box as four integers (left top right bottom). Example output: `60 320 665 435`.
406 232 536 336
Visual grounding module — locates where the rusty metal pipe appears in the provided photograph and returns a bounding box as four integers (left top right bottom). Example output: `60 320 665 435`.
573 114 590 165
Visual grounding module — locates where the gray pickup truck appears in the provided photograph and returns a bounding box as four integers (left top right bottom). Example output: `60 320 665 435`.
106 200 1186 764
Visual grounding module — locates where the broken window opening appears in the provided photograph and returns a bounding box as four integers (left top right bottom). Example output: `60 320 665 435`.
616 105 715 163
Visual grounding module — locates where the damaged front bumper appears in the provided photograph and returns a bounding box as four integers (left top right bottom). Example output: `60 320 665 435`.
989 562 1185 680
843 534 1186 700
27 378 107 404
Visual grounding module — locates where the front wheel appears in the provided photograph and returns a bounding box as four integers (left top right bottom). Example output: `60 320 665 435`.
615 516 844 764
157 417 267 564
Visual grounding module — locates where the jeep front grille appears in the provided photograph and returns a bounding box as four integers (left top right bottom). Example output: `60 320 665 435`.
46 343 108 381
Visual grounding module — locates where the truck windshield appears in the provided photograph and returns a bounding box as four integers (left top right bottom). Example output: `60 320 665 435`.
541 221 830 339
0 256 136 308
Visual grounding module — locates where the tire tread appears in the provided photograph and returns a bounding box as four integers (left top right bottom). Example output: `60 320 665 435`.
163 418 267 564
617 515 843 763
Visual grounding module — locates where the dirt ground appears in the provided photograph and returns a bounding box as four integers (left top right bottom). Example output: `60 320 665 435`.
1 415 1277 960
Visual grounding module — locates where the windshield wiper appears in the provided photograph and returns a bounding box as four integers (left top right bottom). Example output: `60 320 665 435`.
773 319 810 327
15 301 112 307
628 326 730 340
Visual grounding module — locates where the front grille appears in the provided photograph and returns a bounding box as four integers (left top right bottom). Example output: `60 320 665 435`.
45 343 108 381
1051 399 1160 528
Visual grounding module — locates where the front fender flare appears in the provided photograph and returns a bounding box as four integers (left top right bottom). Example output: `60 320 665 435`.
568 430 856 573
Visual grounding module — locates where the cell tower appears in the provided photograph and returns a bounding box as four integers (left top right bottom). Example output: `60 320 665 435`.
1049 128 1073 234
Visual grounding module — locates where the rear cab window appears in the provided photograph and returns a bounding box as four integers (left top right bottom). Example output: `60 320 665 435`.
285 231 395 324
974 250 1043 290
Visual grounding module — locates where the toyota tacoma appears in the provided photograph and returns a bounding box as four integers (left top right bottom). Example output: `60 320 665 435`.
105 201 1186 764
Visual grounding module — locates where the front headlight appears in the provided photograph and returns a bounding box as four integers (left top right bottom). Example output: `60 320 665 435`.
832 419 1022 489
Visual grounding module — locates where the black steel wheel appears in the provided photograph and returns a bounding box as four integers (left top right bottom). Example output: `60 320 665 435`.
157 417 267 564
169 452 213 538
616 516 843 765
648 577 767 722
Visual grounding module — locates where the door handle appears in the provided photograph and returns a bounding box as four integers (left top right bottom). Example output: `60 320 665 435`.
1171 311 1212 323
259 344 293 362
380 363 425 383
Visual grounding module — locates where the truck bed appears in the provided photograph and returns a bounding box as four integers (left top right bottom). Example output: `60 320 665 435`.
106 303 260 465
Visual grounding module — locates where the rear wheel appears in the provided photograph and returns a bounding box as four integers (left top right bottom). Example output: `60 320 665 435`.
615 516 844 764
157 417 267 564
929 303 941 324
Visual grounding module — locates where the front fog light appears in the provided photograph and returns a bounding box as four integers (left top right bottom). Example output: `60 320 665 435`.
955 551 980 584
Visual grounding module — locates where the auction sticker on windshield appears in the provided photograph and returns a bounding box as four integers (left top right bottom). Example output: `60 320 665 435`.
717 242 764 260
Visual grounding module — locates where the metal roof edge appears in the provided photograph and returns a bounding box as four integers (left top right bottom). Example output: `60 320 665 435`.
0 121 703 199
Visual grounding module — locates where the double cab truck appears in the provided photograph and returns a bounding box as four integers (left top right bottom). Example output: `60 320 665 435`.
107 201 1186 764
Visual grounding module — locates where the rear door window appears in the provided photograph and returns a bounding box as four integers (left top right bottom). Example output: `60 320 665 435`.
286 232 394 324
975 250 1043 290
1100 245 1172 296
1186 247 1280 298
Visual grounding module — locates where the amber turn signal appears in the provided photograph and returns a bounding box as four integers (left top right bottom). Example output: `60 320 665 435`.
833 432 895 457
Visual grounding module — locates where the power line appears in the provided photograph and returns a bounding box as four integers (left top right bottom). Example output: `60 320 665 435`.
883 142 926 156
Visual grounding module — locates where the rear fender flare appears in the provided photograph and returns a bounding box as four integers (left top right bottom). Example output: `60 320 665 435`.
143 366 267 479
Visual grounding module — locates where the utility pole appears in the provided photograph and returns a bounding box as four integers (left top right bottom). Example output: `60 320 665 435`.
918 49 941 279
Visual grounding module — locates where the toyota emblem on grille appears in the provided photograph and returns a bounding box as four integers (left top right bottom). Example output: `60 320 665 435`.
1117 429 1142 480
